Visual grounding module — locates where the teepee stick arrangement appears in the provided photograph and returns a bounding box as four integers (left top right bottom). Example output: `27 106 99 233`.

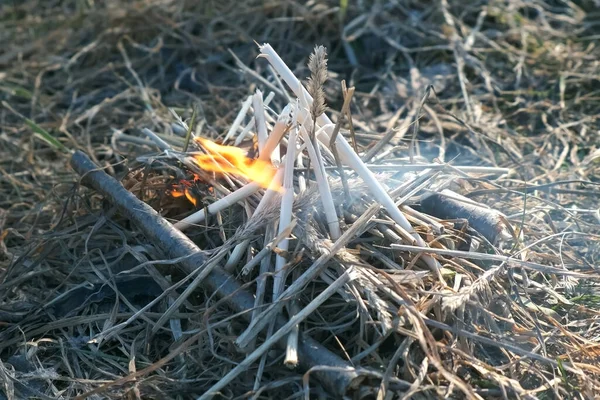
258 43 442 275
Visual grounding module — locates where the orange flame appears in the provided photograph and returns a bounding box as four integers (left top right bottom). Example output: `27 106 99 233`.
171 188 197 206
192 137 280 191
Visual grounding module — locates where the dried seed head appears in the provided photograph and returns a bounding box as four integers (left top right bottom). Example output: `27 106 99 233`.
307 45 328 120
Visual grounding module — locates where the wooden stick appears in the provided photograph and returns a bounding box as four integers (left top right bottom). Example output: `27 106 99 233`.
174 182 261 231
141 128 172 151
224 95 253 142
273 128 298 295
253 90 268 154
259 104 292 162
300 126 341 240
420 189 509 244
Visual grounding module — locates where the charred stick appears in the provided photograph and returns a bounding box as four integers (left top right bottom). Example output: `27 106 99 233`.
420 189 509 245
69 150 362 398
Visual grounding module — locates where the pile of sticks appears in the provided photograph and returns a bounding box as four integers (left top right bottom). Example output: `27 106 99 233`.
72 44 529 399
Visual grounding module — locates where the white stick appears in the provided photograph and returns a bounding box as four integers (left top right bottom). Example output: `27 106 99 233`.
224 161 285 270
296 152 307 193
390 244 586 277
253 90 268 155
324 164 511 175
235 92 276 146
198 267 355 400
259 104 292 163
300 127 341 240
259 43 440 273
141 128 172 151
174 182 261 231
273 129 298 296
224 95 253 142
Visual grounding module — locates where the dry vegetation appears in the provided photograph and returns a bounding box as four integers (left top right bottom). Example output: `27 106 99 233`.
1 0 600 399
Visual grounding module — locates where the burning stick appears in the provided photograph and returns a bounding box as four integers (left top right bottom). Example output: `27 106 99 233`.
69 150 361 398
258 104 292 163
259 43 442 274
174 182 261 230
174 136 284 231
224 105 290 271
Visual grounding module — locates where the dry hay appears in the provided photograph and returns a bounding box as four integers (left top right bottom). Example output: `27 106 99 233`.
1 1 600 399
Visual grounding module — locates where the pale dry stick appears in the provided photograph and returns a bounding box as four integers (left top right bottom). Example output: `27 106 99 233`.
322 164 510 175
153 132 186 149
259 44 441 274
152 248 231 334
112 130 155 148
174 183 261 231
329 83 355 202
341 80 359 152
362 107 417 163
236 204 380 349
223 95 253 142
141 128 171 151
300 127 341 240
253 90 268 154
401 205 445 235
273 127 299 367
384 218 417 246
198 268 356 400
297 152 307 193
390 244 588 277
229 49 287 99
273 127 298 295
224 167 284 270
259 104 293 162
235 91 276 146
241 220 297 275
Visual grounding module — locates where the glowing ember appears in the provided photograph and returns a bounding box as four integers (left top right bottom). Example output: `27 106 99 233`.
193 137 281 191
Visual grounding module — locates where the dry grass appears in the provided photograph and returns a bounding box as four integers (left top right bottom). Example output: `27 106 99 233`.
1 0 600 399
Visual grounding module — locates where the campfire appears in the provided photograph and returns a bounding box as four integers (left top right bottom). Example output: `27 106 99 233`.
57 44 598 398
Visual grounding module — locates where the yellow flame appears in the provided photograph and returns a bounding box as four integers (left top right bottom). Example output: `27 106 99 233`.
193 137 281 191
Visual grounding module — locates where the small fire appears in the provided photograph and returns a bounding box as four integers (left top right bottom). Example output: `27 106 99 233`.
192 137 281 191
171 188 197 206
